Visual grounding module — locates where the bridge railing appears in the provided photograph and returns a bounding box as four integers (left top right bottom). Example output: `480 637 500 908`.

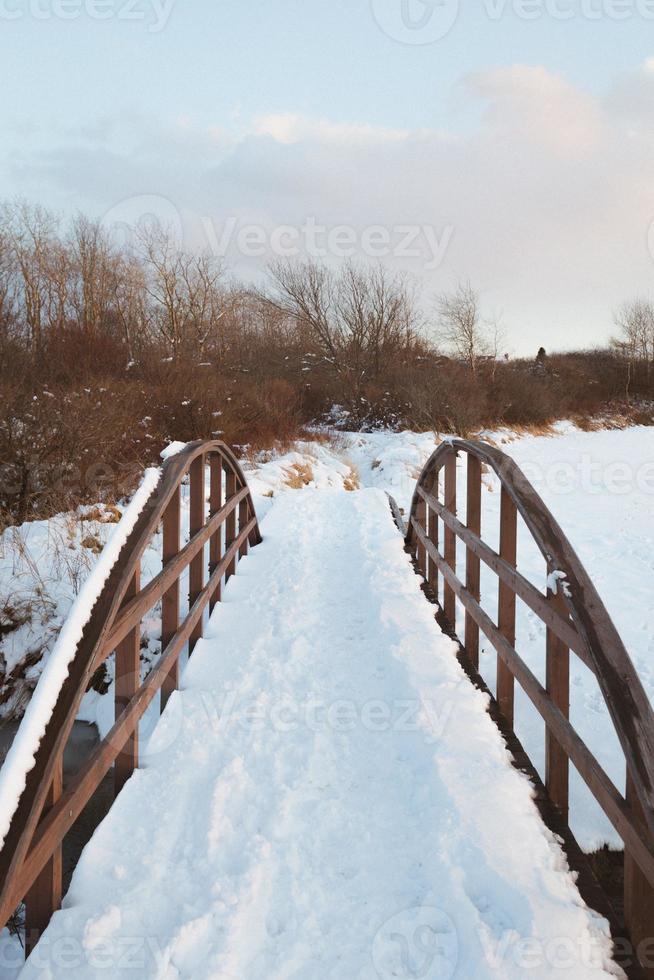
0 440 261 957
406 438 654 969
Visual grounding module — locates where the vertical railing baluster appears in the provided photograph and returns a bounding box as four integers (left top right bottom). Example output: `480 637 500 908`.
427 489 439 600
624 771 654 970
115 563 141 796
209 453 224 612
415 494 427 578
161 486 180 711
189 455 205 655
497 486 517 726
545 563 570 819
24 757 63 957
225 467 237 582
238 483 249 561
465 455 482 669
443 451 457 626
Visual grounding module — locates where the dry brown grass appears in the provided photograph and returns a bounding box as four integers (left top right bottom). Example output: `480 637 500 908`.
80 534 103 554
284 462 315 489
343 466 360 491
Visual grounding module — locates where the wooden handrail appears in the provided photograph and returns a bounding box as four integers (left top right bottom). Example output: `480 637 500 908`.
406 438 654 970
0 441 261 955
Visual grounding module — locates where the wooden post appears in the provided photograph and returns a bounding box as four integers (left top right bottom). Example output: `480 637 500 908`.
464 455 482 669
625 771 654 977
545 564 570 819
427 476 439 600
238 489 249 561
161 487 180 711
443 451 457 627
189 455 205 655
115 564 141 796
209 454 223 612
24 757 63 957
225 468 237 583
497 487 517 726
415 495 427 578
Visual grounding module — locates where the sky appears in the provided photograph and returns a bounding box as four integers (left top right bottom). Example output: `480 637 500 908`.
2 0 654 353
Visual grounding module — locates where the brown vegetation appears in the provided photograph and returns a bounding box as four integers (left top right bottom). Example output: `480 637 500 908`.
1 200 653 525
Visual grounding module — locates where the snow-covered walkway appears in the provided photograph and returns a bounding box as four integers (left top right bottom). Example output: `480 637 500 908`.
20 489 618 979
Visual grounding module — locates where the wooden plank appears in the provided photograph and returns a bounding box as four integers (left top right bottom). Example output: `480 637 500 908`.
497 487 517 726
114 565 140 796
443 451 457 626
238 490 249 561
411 516 654 885
546 565 570 819
161 487 180 712
104 487 249 656
427 478 439 599
415 495 427 578
387 493 407 535
209 453 223 612
464 455 482 668
417 485 591 670
189 455 206 655
5 517 259 922
24 758 62 957
225 468 237 583
625 771 654 977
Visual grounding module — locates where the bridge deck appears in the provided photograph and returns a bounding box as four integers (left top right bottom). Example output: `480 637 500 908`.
20 489 617 979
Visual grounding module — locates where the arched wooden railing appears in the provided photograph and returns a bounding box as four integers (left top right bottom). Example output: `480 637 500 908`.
406 438 654 973
0 440 261 958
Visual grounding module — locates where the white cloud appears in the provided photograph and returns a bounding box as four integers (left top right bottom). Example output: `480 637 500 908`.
465 65 604 157
251 112 411 145
3 64 654 354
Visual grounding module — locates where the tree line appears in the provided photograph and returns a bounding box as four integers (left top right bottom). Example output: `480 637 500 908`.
1 199 652 524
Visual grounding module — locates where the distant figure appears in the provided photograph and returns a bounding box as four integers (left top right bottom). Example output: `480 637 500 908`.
534 346 548 375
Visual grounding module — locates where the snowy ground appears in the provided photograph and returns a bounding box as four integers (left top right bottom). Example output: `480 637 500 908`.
11 490 618 979
246 425 654 850
1 422 652 974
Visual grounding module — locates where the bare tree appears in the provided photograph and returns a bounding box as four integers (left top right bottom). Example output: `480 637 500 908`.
112 251 149 362
436 280 491 373
68 214 116 339
0 222 17 338
263 259 419 407
139 226 224 358
613 299 654 388
3 200 59 353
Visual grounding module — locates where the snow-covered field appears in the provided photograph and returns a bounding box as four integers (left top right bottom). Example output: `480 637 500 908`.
0 422 652 975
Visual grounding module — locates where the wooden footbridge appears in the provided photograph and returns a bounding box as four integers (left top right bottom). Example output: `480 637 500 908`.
1 438 654 976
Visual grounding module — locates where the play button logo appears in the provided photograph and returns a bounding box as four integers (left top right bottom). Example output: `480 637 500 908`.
371 0 460 44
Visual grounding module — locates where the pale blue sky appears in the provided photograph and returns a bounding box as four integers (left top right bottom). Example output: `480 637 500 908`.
2 2 651 132
2 0 654 351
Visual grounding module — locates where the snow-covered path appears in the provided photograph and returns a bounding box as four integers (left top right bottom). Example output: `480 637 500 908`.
20 490 618 979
